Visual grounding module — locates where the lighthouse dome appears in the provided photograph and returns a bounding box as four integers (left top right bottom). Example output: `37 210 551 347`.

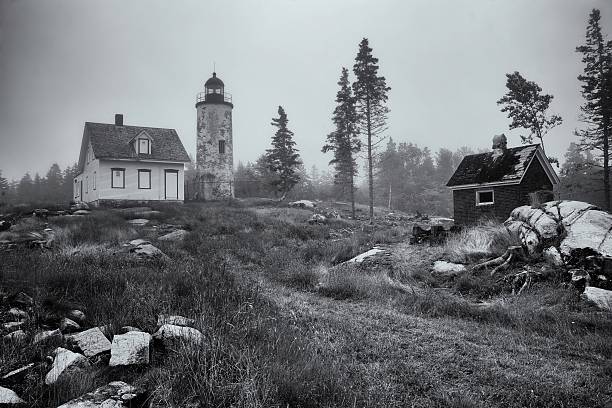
205 72 224 88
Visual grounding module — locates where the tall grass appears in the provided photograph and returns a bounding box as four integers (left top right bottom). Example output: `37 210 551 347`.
443 220 519 263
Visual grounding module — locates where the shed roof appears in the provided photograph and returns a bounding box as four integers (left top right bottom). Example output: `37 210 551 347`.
447 144 543 187
78 122 190 171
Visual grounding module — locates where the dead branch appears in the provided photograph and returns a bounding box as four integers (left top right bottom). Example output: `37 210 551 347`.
472 246 525 275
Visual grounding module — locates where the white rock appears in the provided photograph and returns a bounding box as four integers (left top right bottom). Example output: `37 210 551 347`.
345 247 385 264
0 386 25 404
560 209 612 258
153 324 204 347
127 218 149 226
308 214 327 224
157 314 195 327
509 206 558 239
33 328 62 344
158 229 189 241
288 200 316 208
543 247 563 266
67 327 111 357
45 347 90 385
109 331 152 366
131 243 165 258
433 261 466 274
129 238 150 246
73 209 91 216
583 286 612 311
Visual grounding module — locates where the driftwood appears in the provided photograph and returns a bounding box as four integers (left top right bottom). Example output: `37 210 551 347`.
472 246 526 276
497 266 544 295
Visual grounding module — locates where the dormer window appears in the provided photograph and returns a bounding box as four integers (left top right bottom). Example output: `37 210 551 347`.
138 138 151 154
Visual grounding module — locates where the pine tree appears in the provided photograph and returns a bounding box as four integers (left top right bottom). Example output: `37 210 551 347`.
497 71 562 155
0 170 8 204
353 38 391 221
322 67 361 218
576 8 612 210
264 106 302 199
18 172 34 203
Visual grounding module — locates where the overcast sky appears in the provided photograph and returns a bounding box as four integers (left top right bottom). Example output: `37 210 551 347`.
1 0 611 181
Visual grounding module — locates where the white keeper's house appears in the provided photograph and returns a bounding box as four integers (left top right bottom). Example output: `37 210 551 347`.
73 114 190 205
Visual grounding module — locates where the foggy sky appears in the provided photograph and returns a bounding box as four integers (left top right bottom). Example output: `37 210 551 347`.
1 0 611 181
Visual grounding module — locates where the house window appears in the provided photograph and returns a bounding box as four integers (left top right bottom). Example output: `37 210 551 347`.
138 169 151 189
93 172 96 190
476 190 494 206
138 138 150 154
111 168 125 188
219 140 226 154
85 176 88 193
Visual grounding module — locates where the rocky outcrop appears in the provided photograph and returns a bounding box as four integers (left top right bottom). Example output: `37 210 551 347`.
583 286 612 310
158 229 189 241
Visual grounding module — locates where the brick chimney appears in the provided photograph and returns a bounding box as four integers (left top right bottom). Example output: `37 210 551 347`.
492 133 507 157
115 114 124 126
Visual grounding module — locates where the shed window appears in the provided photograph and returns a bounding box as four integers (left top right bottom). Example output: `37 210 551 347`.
476 190 494 206
138 169 151 189
111 168 125 189
219 140 226 154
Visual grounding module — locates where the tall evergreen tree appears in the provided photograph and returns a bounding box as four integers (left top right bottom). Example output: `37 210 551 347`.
18 172 34 203
0 170 8 204
576 8 612 210
264 106 302 199
322 67 361 218
353 38 391 221
497 71 562 154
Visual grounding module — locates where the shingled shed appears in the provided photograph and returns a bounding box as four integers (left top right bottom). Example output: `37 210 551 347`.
446 135 559 225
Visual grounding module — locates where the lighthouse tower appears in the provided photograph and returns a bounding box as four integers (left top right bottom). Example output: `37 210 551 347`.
195 72 234 200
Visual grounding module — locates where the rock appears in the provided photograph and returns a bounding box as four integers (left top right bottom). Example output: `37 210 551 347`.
8 308 28 320
158 229 189 241
73 209 91 216
432 260 466 275
11 292 33 307
0 386 25 405
66 309 86 323
45 347 90 385
127 218 150 226
345 247 386 264
71 202 90 211
120 326 142 333
153 324 204 347
543 246 563 266
307 214 327 224
3 330 26 343
2 321 24 331
570 268 590 289
560 209 612 258
67 327 111 357
57 381 143 408
33 328 62 345
109 331 152 366
583 286 612 311
131 243 165 258
59 317 81 333
509 206 559 240
157 314 195 327
288 200 316 209
129 238 150 246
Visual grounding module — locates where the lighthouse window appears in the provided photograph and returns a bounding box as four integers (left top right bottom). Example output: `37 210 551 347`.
219 140 226 154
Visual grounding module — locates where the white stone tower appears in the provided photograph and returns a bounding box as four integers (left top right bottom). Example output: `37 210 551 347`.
195 72 234 200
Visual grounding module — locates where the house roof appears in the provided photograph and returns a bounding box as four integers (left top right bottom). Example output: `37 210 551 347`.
78 122 190 171
447 144 559 188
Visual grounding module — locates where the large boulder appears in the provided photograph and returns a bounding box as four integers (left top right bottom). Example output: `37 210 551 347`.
109 331 152 366
583 286 612 311
45 348 90 385
153 324 204 347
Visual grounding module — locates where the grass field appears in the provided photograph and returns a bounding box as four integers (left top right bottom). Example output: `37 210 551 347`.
1 200 611 407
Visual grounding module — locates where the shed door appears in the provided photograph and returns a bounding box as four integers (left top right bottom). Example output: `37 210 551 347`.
165 170 178 200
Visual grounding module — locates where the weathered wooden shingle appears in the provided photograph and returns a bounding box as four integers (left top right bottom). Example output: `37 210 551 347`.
446 144 539 187
85 122 190 163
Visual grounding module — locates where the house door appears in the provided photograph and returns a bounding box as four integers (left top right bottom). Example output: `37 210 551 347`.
165 170 179 200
